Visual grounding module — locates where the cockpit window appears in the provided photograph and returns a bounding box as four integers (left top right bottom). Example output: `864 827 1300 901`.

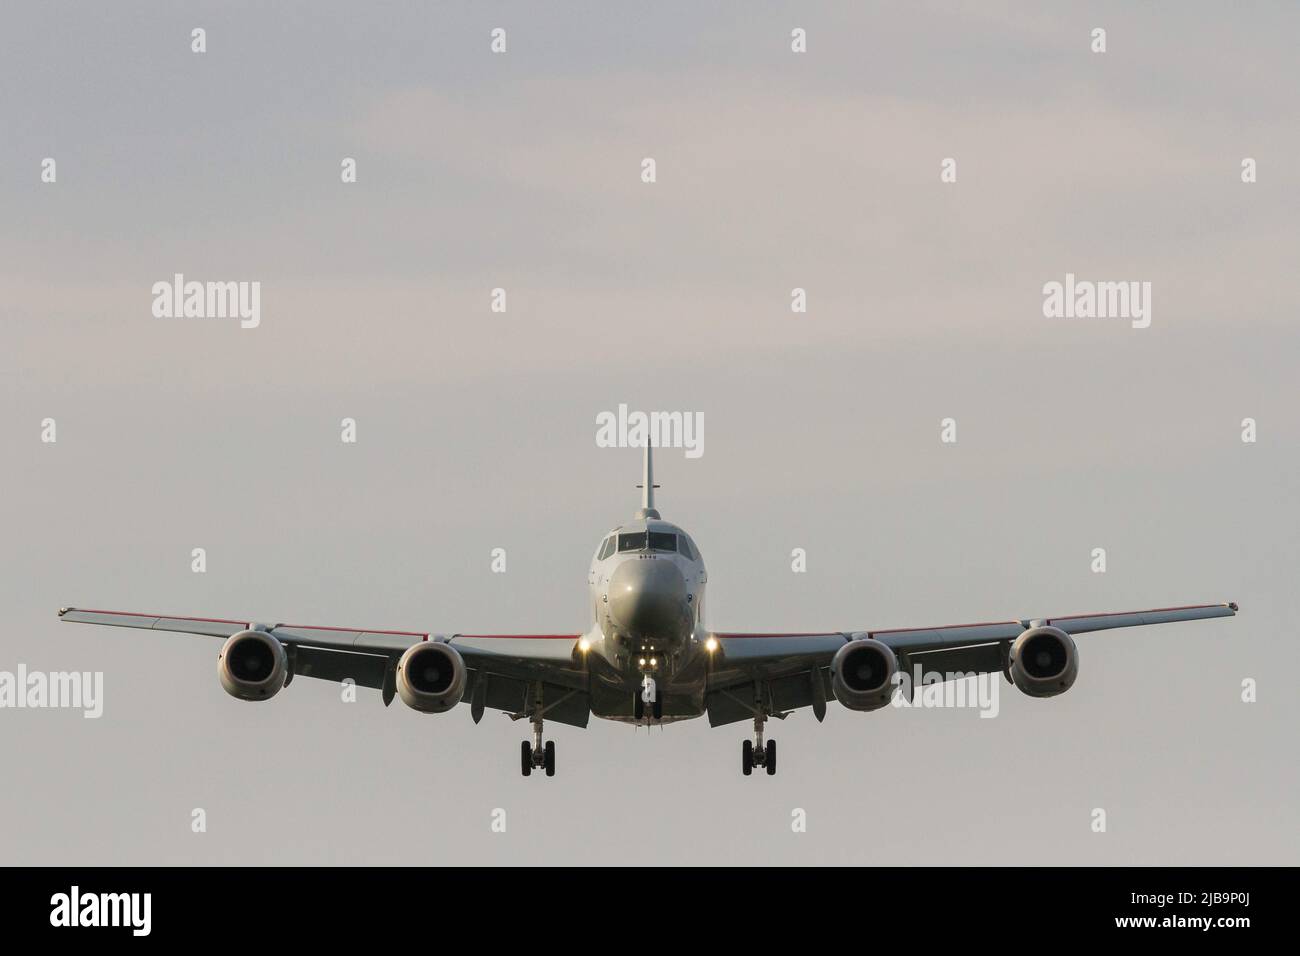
647 532 677 552
617 532 647 552
678 536 696 560
597 536 615 560
618 531 679 553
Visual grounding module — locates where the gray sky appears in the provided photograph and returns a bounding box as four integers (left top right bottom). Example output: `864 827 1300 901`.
2 1 1296 865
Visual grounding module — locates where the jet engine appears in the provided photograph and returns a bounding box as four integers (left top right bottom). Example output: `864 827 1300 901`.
1008 626 1078 698
396 641 467 713
217 629 288 701
830 638 898 712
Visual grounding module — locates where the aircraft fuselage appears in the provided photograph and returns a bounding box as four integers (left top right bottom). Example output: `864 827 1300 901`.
582 515 712 723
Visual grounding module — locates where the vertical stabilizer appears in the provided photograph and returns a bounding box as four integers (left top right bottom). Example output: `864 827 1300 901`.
636 443 661 519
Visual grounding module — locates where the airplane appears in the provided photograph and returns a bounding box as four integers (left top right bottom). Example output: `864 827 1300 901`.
58 445 1238 778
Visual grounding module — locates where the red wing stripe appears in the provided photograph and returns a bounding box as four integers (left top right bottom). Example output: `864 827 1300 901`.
73 609 251 626
455 634 579 640
714 633 841 639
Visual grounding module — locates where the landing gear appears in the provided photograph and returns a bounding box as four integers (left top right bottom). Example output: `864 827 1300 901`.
521 716 556 778
741 716 776 777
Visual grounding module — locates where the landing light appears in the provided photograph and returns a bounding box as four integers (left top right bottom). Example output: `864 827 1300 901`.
705 637 718 652
578 638 590 653
650 658 657 667
639 657 646 666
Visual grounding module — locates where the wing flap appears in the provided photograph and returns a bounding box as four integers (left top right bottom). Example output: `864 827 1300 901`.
707 633 846 695
903 641 1005 679
448 635 588 691
293 645 390 689
467 672 590 728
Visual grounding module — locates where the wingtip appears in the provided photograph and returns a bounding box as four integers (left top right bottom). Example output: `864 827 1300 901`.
1228 601 1239 612
57 606 70 617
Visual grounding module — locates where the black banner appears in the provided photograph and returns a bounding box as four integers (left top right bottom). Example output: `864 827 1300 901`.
1 866 1277 941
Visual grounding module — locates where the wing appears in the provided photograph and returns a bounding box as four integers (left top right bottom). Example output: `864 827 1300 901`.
704 601 1238 726
57 607 590 727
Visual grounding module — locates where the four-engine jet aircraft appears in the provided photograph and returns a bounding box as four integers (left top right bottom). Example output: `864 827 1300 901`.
59 446 1238 777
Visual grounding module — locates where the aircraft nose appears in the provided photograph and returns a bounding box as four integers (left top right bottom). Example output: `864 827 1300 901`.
608 559 689 640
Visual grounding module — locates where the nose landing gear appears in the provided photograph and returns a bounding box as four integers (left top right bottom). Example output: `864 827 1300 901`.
633 673 662 722
741 716 776 776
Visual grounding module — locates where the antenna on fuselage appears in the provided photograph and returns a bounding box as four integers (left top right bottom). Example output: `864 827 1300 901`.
635 442 661 519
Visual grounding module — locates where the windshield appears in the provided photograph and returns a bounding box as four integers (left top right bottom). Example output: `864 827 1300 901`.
618 532 677 553
647 532 676 552
618 532 647 552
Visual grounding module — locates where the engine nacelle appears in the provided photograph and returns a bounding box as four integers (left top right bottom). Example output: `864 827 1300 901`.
396 641 467 714
217 629 288 701
830 638 898 712
1009 626 1078 698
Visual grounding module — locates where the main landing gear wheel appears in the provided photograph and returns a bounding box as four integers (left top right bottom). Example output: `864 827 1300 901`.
522 715 556 777
634 694 645 721
652 696 663 720
742 715 776 777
